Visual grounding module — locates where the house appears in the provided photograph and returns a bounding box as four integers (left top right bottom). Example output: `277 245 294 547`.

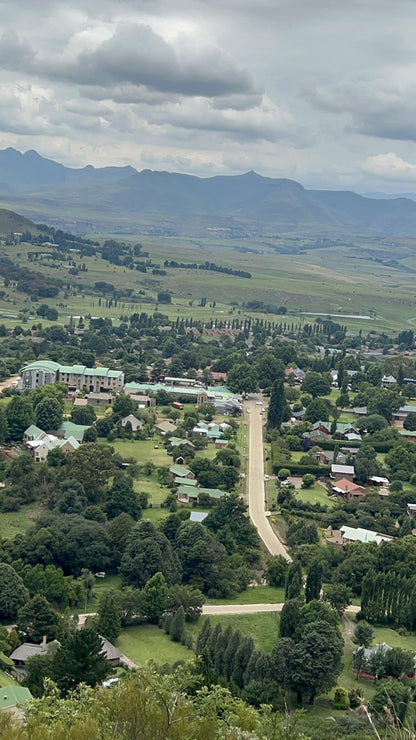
291 407 307 421
407 503 416 520
23 425 45 443
25 427 79 462
100 636 123 667
190 511 209 523
352 406 368 417
334 422 360 438
332 478 366 502
167 437 195 450
58 422 90 443
0 685 32 716
10 636 121 670
155 420 178 437
399 429 416 441
85 392 114 407
382 375 397 388
176 484 227 503
174 476 197 487
126 393 156 408
215 439 229 449
311 450 347 466
121 414 143 432
392 405 416 425
340 525 395 545
169 464 195 480
369 476 390 487
331 464 355 481
311 421 331 436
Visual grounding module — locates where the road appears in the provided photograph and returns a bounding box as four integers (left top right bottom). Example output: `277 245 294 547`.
245 398 292 562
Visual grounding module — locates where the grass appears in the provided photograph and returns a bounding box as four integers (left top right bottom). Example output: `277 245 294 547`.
116 625 192 665
72 574 122 615
206 585 285 605
188 612 280 653
0 504 38 539
296 483 335 507
0 670 16 687
99 436 171 466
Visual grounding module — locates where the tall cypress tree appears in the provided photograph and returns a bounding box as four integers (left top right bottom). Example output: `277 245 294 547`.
223 629 243 681
285 561 303 600
196 617 211 654
206 623 222 668
267 378 286 429
305 562 323 603
279 599 301 638
232 636 254 688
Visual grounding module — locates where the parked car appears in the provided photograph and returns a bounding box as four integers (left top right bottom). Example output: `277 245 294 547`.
95 571 106 578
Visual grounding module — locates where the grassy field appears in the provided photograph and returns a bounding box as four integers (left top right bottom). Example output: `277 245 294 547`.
296 483 335 507
116 625 192 665
0 670 16 688
0 504 38 539
99 436 171 466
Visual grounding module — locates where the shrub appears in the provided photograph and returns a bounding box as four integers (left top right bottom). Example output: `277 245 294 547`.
302 473 315 489
332 686 349 710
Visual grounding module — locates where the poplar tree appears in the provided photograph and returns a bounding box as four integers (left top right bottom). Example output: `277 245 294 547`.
305 561 323 603
285 561 303 601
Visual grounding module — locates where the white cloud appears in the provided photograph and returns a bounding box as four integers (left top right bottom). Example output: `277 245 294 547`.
362 152 416 182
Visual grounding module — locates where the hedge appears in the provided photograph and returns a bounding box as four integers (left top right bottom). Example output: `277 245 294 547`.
307 439 394 453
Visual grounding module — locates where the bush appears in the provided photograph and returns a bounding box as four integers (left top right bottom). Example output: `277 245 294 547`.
302 473 315 489
348 687 363 709
332 686 349 710
390 480 403 493
277 468 290 480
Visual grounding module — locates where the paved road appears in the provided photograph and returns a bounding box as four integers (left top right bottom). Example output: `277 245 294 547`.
203 603 360 615
246 398 292 561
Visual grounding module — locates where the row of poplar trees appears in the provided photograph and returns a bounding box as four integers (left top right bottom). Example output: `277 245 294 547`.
361 571 416 629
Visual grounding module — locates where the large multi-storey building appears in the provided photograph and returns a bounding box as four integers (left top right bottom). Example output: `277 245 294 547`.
21 361 124 393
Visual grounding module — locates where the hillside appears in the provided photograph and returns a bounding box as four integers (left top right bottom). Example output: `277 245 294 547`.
1 148 416 237
0 207 44 238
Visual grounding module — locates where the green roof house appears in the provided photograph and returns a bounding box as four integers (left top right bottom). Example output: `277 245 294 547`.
0 685 32 711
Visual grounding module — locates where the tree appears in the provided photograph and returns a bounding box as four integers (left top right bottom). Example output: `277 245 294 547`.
0 407 8 443
354 443 379 484
290 621 344 704
265 555 288 587
112 393 137 420
404 412 416 431
17 595 59 643
51 627 111 695
279 599 301 638
106 474 141 520
140 572 168 624
323 583 352 615
35 397 63 431
6 396 34 439
68 443 116 502
97 591 121 643
356 414 388 434
55 479 87 514
353 620 374 648
24 653 54 697
304 398 329 423
120 520 181 588
302 473 315 489
267 378 286 430
70 405 97 426
305 561 322 603
226 363 258 394
169 605 186 642
384 647 415 679
370 678 411 725
167 584 204 622
285 561 303 600
0 563 29 620
302 372 331 398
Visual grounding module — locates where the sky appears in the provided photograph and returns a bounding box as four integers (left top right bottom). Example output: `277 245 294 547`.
0 0 415 192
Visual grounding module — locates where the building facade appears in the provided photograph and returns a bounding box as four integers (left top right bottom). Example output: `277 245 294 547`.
21 361 124 393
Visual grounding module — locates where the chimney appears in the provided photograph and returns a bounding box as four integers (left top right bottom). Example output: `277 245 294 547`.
42 635 47 652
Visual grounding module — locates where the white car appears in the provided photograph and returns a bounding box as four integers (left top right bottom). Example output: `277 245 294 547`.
102 678 119 689
256 401 263 406
95 571 106 578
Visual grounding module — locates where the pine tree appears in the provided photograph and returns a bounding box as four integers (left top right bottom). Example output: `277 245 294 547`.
196 617 211 654
169 606 186 643
52 627 111 696
222 629 242 681
279 599 301 638
285 561 303 600
231 636 254 688
305 561 323 603
267 378 285 429
97 591 121 643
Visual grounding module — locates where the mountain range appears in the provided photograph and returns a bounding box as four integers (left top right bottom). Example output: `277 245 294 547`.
1 147 416 238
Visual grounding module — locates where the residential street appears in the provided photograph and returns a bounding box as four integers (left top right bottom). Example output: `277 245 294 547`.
246 398 292 561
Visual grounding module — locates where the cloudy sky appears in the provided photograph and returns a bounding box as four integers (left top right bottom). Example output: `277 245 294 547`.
0 0 415 191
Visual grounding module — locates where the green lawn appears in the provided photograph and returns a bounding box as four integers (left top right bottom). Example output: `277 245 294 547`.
296 483 335 507
188 612 280 653
73 574 122 615
206 585 285 605
116 625 192 665
99 436 171 466
0 504 38 539
0 670 16 688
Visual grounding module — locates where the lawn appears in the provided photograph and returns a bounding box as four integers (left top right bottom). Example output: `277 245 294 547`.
296 483 335 507
116 625 192 665
72 574 122 615
0 670 16 688
99 436 171 466
0 504 38 539
206 585 285 605
188 612 280 653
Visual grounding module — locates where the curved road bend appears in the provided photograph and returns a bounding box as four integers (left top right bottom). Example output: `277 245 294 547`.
246 398 292 562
